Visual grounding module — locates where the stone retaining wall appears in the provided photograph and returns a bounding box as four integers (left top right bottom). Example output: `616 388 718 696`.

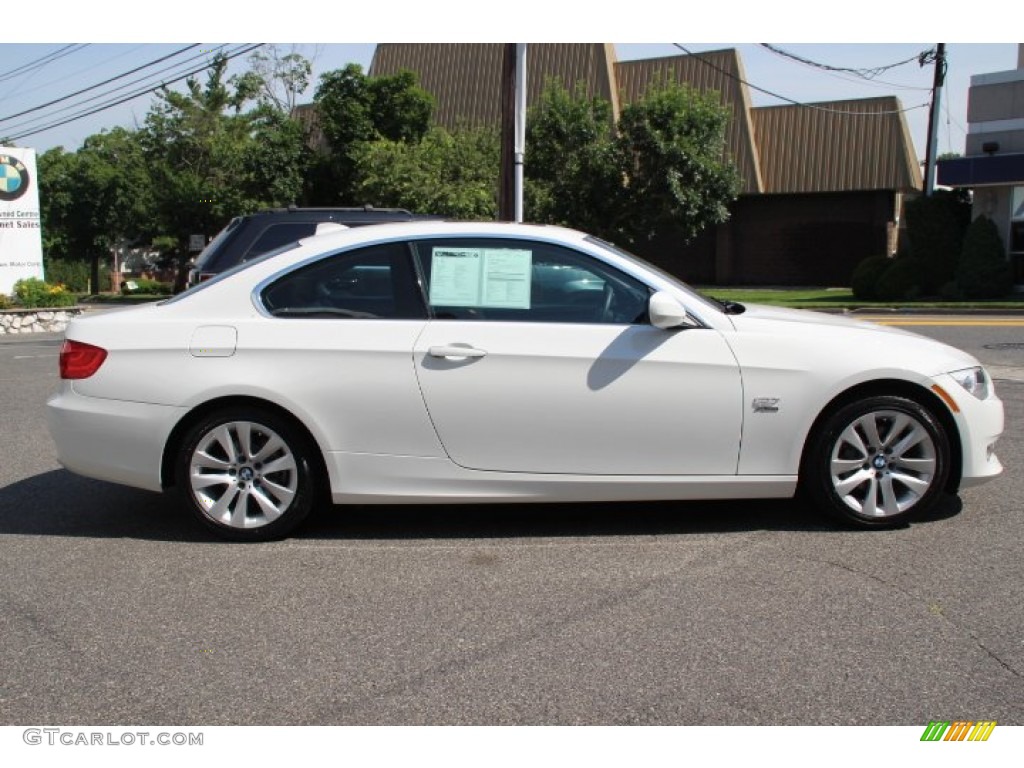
0 307 83 335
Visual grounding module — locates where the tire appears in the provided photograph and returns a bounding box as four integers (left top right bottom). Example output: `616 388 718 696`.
175 407 318 541
802 395 950 528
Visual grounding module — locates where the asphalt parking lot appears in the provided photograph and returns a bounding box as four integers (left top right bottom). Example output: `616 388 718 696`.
0 319 1021 725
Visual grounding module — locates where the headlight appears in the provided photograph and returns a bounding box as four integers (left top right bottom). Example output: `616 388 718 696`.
950 367 991 400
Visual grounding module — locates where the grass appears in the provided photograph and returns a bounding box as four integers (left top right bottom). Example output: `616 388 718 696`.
700 287 1024 311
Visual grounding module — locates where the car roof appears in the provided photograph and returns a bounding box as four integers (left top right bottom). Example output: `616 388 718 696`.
298 220 588 250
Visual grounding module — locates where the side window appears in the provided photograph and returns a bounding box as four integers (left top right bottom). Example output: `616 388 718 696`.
261 242 426 320
412 239 650 324
243 222 319 262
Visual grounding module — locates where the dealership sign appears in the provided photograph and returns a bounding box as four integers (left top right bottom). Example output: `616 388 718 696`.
0 146 44 295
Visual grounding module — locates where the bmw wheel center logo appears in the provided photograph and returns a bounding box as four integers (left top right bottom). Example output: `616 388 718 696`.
0 154 30 202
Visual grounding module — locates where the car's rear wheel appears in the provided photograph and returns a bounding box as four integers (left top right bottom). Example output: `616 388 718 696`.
803 395 950 527
176 407 317 541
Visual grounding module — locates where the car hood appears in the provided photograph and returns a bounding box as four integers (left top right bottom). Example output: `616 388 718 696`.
729 303 915 335
726 303 981 376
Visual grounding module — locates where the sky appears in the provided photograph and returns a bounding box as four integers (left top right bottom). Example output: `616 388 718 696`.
1 2 1019 161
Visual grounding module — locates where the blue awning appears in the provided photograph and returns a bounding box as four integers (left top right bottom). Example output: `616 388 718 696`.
937 153 1024 187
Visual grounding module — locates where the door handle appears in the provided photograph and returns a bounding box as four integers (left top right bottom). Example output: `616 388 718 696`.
428 344 487 359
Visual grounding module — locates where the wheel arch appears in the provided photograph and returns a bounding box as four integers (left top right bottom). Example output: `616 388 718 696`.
798 378 963 494
160 395 330 494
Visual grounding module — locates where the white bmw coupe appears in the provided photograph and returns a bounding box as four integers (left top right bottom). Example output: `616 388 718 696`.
47 222 1004 540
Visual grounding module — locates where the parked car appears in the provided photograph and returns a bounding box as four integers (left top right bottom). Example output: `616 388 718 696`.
186 206 443 287
48 221 1004 541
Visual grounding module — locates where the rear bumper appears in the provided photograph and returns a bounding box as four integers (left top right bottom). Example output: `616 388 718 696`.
46 384 186 492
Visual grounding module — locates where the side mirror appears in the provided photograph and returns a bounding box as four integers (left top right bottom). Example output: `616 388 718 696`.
649 291 699 330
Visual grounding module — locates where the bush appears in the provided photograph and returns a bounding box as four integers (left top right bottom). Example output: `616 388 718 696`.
904 191 971 293
121 277 173 296
0 293 10 310
956 216 1013 299
939 280 964 301
43 257 91 293
13 277 78 308
850 255 892 300
875 257 926 301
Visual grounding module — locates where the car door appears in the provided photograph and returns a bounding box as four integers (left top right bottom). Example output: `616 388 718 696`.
411 237 743 476
252 241 440 458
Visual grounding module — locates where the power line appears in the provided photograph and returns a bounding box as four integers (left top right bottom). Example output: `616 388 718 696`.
0 45 202 123
755 45 930 93
759 44 929 80
943 90 967 154
0 45 236 136
801 68 931 94
0 44 89 84
8 46 154 100
671 44 930 116
4 45 264 142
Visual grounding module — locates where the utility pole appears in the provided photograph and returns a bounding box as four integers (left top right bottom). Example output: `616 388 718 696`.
514 43 527 223
498 44 516 221
923 43 946 196
498 44 527 222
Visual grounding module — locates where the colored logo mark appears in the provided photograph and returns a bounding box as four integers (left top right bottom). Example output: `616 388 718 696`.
0 154 30 201
920 720 996 742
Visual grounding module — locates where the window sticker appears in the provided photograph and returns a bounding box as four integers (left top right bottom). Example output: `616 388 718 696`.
430 247 533 309
481 248 532 308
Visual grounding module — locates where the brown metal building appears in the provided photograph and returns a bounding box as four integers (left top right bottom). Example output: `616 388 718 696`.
368 44 923 286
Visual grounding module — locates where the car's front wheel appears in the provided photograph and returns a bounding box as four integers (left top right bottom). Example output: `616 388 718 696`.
803 395 950 527
175 407 318 541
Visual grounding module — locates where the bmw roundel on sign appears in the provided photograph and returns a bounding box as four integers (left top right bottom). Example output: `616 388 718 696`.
0 154 30 202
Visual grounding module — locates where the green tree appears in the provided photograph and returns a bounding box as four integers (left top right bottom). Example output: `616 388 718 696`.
525 80 740 248
38 128 153 291
614 81 741 246
310 64 434 204
525 81 619 237
956 215 1013 299
141 55 309 283
904 190 972 293
353 125 499 219
231 45 312 113
37 52 313 290
37 147 77 263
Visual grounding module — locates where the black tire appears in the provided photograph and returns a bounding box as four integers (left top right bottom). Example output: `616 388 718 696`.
175 406 318 541
802 395 950 528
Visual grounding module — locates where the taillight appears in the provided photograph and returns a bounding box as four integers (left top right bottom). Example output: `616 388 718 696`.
59 340 108 379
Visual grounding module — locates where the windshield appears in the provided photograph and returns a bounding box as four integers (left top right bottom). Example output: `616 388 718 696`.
584 235 733 314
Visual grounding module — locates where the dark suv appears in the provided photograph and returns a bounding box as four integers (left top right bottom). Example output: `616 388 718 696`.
186 206 443 287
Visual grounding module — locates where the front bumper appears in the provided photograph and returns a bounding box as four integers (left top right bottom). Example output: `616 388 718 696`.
932 373 1004 488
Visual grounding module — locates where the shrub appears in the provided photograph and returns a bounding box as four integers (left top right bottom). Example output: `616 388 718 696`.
850 255 892 300
956 216 1013 299
13 277 78 308
939 280 964 301
0 293 10 310
43 257 91 293
875 257 926 301
904 191 971 293
121 278 173 296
